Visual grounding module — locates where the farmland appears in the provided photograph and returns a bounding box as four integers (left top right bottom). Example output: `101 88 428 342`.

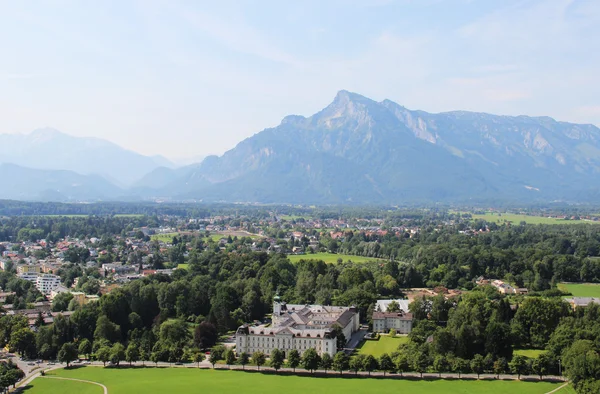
23 367 568 394
466 212 598 225
558 283 600 298
287 252 385 264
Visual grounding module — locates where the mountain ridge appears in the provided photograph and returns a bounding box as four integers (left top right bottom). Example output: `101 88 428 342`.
0 128 174 185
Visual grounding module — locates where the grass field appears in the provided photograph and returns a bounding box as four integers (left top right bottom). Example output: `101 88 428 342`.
287 252 385 264
468 212 597 225
24 376 102 394
23 367 567 394
177 263 189 270
558 283 600 297
357 335 409 357
150 232 180 242
513 349 545 359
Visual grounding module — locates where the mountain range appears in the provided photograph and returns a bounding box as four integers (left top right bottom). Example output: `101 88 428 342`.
0 128 173 186
3 91 600 203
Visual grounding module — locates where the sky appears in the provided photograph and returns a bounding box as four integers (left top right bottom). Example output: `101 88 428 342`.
1 0 599 161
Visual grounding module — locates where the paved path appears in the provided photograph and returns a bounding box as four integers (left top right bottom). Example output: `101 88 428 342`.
544 382 570 394
38 376 107 394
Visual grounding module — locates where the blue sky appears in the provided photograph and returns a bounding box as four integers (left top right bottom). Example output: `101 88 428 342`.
1 0 599 160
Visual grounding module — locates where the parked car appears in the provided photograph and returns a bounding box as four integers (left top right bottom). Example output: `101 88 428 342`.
83 361 91 365
27 362 35 366
47 362 56 365
174 362 183 365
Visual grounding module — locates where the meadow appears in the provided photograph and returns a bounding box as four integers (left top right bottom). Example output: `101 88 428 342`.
468 212 597 225
558 283 600 298
513 349 545 359
23 367 569 394
357 335 409 357
287 252 385 264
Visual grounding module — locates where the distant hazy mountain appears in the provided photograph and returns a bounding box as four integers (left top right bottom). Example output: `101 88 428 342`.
147 90 600 203
0 163 123 201
0 128 174 185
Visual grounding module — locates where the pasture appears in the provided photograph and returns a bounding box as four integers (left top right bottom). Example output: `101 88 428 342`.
287 252 385 264
467 212 597 225
513 349 545 359
357 335 409 357
23 367 568 394
558 283 600 298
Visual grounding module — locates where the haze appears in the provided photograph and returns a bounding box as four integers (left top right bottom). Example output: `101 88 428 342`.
1 0 599 160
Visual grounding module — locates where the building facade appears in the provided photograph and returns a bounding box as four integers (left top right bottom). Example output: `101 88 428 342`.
35 274 62 294
372 299 413 334
235 298 359 357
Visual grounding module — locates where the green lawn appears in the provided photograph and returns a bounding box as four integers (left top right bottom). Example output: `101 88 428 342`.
24 376 102 394
287 252 385 264
513 349 545 359
177 263 189 270
357 335 409 357
150 232 180 242
24 367 566 394
558 283 600 297
468 212 598 225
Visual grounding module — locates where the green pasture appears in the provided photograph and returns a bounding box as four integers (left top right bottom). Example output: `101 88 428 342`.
23 367 567 394
357 335 409 357
287 252 385 264
467 212 597 225
513 349 545 359
558 283 600 298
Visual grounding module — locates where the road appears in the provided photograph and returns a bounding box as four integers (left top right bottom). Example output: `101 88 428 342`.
344 328 368 354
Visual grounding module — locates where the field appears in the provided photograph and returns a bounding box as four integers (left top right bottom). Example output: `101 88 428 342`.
150 232 180 242
357 335 409 357
287 252 385 264
558 283 600 297
468 212 598 225
23 367 568 394
513 349 545 359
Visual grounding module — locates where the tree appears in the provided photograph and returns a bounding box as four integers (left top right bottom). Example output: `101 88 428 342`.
320 352 333 373
302 348 321 373
270 349 285 371
333 351 349 375
96 346 111 366
252 351 266 370
531 354 551 381
362 354 379 376
126 343 140 366
224 349 236 369
433 355 449 378
194 322 218 350
239 352 250 370
139 348 148 366
193 351 205 367
387 300 401 312
9 328 35 358
331 324 347 351
412 351 429 378
389 328 397 337
288 349 300 372
209 351 221 368
452 357 470 379
493 358 508 379
349 355 364 375
94 315 121 343
110 343 126 366
394 353 410 376
58 342 78 367
471 354 485 379
78 339 92 360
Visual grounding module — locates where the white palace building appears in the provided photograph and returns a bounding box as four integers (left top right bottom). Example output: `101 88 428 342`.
235 297 360 357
